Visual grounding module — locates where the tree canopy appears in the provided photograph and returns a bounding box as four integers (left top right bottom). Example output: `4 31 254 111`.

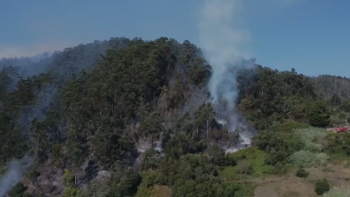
0 37 349 197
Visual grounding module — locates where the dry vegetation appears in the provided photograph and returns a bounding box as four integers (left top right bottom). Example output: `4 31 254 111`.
152 185 172 197
253 161 350 197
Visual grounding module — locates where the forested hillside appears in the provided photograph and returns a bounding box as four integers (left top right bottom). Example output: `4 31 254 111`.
1 37 350 197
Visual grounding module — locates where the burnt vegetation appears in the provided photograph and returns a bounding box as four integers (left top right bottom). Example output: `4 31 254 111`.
1 37 350 197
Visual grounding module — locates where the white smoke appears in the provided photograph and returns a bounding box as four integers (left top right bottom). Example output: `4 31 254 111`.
198 0 256 152
0 155 33 196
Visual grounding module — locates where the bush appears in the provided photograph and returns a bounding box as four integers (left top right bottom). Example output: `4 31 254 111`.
315 178 330 195
63 169 75 187
326 133 350 156
88 181 111 197
269 119 309 133
255 131 303 165
9 182 27 196
109 170 141 197
330 114 346 125
295 167 309 178
272 162 287 174
139 171 158 188
26 168 40 182
293 127 328 152
61 187 83 197
236 160 253 175
288 150 329 167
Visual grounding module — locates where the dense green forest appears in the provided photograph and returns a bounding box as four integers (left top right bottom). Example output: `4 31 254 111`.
1 37 350 197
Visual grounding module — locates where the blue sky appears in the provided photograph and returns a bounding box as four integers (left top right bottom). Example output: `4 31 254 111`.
0 0 349 77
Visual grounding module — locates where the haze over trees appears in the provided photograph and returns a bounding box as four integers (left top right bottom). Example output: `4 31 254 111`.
1 37 350 197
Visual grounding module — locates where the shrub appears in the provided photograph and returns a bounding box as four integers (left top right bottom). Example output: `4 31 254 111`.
272 162 286 174
326 133 350 156
63 169 75 187
315 178 330 195
255 131 303 165
330 114 345 125
26 168 40 182
295 167 309 178
269 119 309 133
289 150 329 167
293 127 328 152
61 187 83 197
288 150 329 167
237 160 253 175
139 171 158 188
88 181 111 197
9 182 27 196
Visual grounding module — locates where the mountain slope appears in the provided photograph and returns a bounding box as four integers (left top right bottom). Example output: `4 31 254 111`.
0 37 350 197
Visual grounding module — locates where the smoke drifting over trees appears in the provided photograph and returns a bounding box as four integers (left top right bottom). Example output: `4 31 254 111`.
0 3 349 195
198 0 256 149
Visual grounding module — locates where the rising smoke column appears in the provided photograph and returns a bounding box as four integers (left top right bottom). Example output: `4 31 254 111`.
0 155 33 196
198 0 256 150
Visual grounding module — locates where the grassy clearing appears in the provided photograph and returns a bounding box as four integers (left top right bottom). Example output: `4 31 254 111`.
254 175 317 197
220 147 273 180
152 185 172 197
254 162 350 197
135 185 172 197
223 126 350 196
323 187 350 197
231 147 274 175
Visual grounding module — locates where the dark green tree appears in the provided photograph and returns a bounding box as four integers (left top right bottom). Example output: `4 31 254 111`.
307 101 330 127
329 93 342 106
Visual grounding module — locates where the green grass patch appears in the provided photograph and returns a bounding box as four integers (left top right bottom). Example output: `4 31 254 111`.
326 152 349 162
231 182 256 197
222 147 273 178
219 166 242 180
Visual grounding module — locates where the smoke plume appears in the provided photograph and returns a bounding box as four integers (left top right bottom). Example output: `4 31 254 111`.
198 0 256 151
0 155 33 196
